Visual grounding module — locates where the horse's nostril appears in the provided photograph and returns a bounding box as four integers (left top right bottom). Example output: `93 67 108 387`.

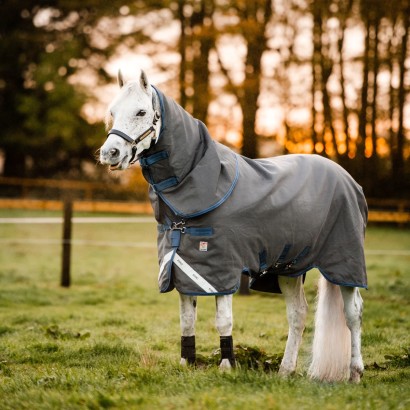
109 148 119 157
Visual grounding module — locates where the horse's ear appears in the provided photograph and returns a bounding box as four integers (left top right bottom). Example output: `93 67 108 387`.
117 69 124 88
140 70 150 93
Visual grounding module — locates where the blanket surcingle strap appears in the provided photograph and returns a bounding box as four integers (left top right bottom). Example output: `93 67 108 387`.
141 87 368 296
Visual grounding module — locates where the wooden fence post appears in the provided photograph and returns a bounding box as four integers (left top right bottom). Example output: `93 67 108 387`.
61 197 73 287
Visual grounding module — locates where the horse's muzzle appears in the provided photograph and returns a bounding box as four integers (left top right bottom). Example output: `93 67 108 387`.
99 145 128 170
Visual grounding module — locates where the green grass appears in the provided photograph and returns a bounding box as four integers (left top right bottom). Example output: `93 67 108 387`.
0 209 409 409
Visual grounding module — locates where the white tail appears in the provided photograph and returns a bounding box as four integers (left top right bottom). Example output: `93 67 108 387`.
308 276 351 382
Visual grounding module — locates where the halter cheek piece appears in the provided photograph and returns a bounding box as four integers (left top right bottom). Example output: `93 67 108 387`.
106 93 160 164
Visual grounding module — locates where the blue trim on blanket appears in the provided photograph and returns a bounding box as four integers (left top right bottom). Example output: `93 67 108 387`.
153 176 179 192
242 267 250 276
171 229 181 248
258 250 268 272
276 244 292 265
140 151 169 167
157 224 214 236
157 153 240 219
186 227 214 236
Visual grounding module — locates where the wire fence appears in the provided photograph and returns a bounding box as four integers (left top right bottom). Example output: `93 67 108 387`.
0 216 408 256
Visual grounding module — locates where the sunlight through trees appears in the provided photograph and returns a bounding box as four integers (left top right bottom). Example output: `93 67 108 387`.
0 0 408 196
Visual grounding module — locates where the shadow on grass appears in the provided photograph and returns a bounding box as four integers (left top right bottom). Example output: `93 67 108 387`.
196 345 283 372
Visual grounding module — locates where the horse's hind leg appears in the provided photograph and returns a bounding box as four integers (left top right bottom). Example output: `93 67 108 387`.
340 286 364 383
278 275 308 377
179 293 197 365
215 294 235 369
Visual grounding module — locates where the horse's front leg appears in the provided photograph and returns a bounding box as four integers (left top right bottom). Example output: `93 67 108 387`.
215 294 235 370
278 275 308 377
179 293 197 365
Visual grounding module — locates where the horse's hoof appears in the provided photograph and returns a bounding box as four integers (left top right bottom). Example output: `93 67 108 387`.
349 368 363 383
349 362 363 383
180 357 195 367
278 366 295 378
349 373 361 383
219 358 233 371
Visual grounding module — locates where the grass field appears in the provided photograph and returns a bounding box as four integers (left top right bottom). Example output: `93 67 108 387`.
0 209 409 409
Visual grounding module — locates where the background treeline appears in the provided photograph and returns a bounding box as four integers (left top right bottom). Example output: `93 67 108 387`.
0 0 409 197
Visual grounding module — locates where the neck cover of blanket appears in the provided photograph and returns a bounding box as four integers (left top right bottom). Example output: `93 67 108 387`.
141 86 238 218
140 87 368 296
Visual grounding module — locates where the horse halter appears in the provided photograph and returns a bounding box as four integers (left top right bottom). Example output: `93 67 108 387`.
107 112 160 145
106 93 161 164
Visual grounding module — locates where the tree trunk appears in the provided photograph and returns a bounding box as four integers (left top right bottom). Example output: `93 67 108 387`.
392 9 409 186
3 148 26 178
318 11 338 160
370 20 379 161
388 12 398 183
311 2 327 157
365 13 380 195
178 0 187 108
238 0 272 160
240 67 260 159
321 62 339 160
191 0 215 123
337 0 353 165
358 13 371 179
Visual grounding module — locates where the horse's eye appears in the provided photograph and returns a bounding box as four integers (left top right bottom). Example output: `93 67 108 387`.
136 110 146 117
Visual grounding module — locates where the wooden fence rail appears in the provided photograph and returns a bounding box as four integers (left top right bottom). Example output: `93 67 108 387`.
0 198 409 224
0 176 137 200
0 198 153 214
0 177 409 223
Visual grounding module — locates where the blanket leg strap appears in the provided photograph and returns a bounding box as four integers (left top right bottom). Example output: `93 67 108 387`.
220 335 235 367
181 336 196 364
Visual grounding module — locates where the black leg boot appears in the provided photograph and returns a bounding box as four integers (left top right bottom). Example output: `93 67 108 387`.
220 335 235 367
181 335 196 365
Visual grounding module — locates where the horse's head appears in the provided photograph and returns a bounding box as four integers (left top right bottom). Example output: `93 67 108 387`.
99 69 161 171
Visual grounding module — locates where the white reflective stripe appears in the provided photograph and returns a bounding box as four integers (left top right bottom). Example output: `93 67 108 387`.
173 253 218 293
158 250 174 280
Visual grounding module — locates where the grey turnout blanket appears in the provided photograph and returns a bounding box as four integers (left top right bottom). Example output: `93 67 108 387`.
140 87 368 295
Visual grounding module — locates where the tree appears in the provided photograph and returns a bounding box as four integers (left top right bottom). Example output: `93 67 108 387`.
177 0 216 122
0 1 147 178
191 0 215 122
2 0 408 197
392 0 409 188
308 0 409 196
216 0 273 158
